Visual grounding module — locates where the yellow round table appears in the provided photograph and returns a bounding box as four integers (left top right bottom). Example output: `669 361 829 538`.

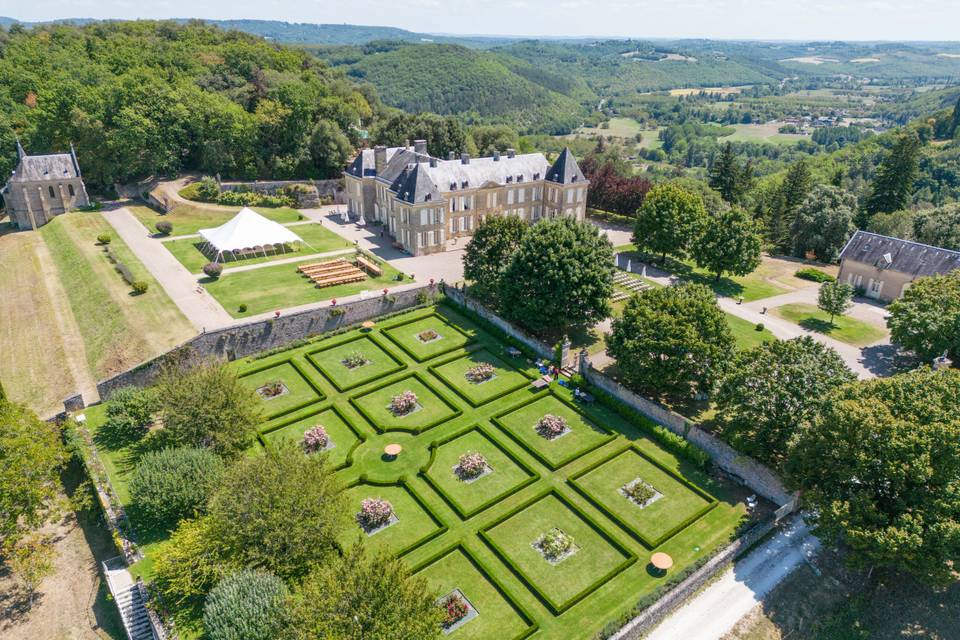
651 552 674 571
384 443 402 458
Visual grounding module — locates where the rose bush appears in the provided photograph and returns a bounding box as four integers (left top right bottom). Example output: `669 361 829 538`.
455 452 487 480
390 390 418 415
301 425 329 453
465 363 495 383
356 498 393 530
535 414 567 439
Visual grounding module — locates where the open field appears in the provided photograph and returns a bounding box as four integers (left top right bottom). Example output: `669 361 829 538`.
130 203 301 237
568 118 663 149
723 123 808 145
161 222 353 273
668 86 748 96
79 303 750 640
771 303 888 346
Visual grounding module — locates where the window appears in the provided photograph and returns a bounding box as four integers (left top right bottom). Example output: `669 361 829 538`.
517 188 525 203
566 189 574 204
68 184 75 197
507 190 515 205
48 186 56 199
420 210 428 226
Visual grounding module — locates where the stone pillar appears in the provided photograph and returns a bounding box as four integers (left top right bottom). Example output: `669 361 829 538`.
63 393 85 413
578 348 591 375
560 335 571 367
933 352 953 371
22 186 39 230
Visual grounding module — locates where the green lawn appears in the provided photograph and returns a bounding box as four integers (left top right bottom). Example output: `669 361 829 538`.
130 203 301 236
383 314 472 362
202 256 403 318
78 303 749 640
239 361 324 418
308 335 406 391
161 222 353 273
726 313 775 350
772 303 888 346
430 350 531 406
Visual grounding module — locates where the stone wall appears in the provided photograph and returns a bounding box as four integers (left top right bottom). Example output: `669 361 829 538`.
219 178 346 205
96 285 435 399
444 288 554 360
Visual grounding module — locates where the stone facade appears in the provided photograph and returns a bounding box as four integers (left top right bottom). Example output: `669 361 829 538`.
343 141 588 256
2 141 89 230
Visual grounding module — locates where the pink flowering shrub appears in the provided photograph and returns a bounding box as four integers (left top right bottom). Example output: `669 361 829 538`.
301 425 329 453
455 452 488 480
440 593 469 628
535 414 568 439
465 362 495 383
390 390 418 415
356 497 393 530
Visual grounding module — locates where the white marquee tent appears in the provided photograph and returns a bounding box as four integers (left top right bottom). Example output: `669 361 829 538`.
198 207 308 262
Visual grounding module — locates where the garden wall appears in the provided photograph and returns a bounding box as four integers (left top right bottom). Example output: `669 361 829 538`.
95 285 435 400
218 178 346 204
444 287 555 360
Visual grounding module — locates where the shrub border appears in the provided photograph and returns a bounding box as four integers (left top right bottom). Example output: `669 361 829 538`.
419 424 540 520
478 488 636 615
238 357 326 420
346 476 448 558
349 371 463 435
306 333 407 392
411 543 539 640
427 347 534 408
490 391 617 471
257 403 366 471
381 311 475 363
567 444 719 549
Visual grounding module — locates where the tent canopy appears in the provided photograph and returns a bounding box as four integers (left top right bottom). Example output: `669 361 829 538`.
198 207 303 254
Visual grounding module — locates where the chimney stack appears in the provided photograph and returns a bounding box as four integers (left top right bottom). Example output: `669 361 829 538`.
374 145 387 174
414 139 428 155
493 150 500 161
461 153 470 165
507 148 516 159
448 151 456 161
429 157 437 168
404 139 410 149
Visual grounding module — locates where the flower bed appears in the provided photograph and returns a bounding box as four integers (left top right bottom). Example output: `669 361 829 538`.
301 425 329 453
455 452 488 481
356 497 394 531
465 362 495 384
622 480 658 507
440 591 469 629
534 528 577 563
390 390 418 416
341 351 369 369
535 414 568 440
417 329 440 343
256 380 287 399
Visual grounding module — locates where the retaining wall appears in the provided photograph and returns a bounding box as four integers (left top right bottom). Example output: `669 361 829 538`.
444 288 555 360
96 285 434 399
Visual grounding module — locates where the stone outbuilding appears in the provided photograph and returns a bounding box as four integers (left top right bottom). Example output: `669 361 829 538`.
2 141 89 230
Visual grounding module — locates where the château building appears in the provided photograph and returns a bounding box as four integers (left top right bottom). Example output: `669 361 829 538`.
343 140 588 255
2 141 89 230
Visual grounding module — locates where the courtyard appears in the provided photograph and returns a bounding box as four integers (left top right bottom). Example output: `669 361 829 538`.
80 303 750 640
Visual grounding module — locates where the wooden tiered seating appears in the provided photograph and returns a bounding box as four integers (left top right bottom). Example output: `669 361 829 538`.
356 255 383 277
297 259 368 289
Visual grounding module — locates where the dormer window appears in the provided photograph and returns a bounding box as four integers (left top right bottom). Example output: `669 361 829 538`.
425 193 432 202
517 175 523 182
506 176 513 183
533 172 540 180
450 182 457 190
461 180 468 188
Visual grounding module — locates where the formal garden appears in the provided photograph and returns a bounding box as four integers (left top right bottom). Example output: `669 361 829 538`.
79 303 751 639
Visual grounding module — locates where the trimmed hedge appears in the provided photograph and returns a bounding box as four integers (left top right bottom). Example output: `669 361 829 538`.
380 311 475 363
348 371 463 435
425 346 534 409
129 446 226 529
478 488 636 615
346 477 448 557
257 403 367 471
305 334 407 392
237 358 326 421
795 267 836 283
203 568 288 640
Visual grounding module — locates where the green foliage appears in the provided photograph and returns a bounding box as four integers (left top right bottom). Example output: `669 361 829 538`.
608 283 735 403
863 131 923 220
0 399 67 543
715 337 855 467
204 569 288 640
282 546 443 640
794 267 836 283
155 361 263 459
632 183 707 262
206 441 346 581
498 217 614 337
913 203 960 251
152 516 237 609
103 386 159 442
462 215 528 303
817 281 855 325
693 206 763 280
787 368 960 585
887 272 960 361
708 142 753 203
372 112 469 158
6 534 57 601
469 124 519 155
129 447 225 530
203 262 223 278
96 233 112 245
765 158 814 249
867 209 917 240
791 184 857 262
155 220 173 235
131 280 149 294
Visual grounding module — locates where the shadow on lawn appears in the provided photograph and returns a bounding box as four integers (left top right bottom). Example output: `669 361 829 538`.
798 317 836 334
619 251 746 298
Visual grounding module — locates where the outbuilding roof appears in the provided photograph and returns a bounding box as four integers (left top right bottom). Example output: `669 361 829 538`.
9 152 81 182
839 230 960 278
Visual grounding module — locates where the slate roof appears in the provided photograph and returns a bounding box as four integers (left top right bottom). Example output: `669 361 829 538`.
9 152 81 182
423 153 550 191
392 162 443 204
546 147 586 185
345 145 409 178
839 230 960 278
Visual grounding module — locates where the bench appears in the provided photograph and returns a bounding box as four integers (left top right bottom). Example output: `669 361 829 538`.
356 255 383 277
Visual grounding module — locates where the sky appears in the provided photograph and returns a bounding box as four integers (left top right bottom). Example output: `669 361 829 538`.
2 0 960 41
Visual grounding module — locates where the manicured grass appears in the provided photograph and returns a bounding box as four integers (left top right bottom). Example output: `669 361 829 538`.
308 335 405 391
570 448 715 546
430 350 531 406
493 394 613 470
482 491 633 613
725 123 807 146
260 407 362 469
202 256 403 318
161 222 353 273
414 546 533 640
351 374 460 433
239 361 324 418
383 314 472 362
423 428 536 518
341 482 443 555
772 303 888 346
130 203 301 236
726 313 775 350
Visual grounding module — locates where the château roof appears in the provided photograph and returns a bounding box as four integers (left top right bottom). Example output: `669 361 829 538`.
346 145 410 178
9 150 82 183
546 147 586 185
423 153 550 191
839 230 960 278
393 162 443 204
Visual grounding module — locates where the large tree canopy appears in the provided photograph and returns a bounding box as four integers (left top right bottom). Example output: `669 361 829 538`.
790 184 857 262
863 131 922 220
607 283 734 403
632 183 707 262
462 215 528 303
787 368 960 585
715 337 855 468
887 272 960 362
693 206 763 281
499 217 614 337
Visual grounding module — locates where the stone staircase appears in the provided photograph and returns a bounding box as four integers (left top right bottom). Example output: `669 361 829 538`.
103 557 157 640
611 271 653 302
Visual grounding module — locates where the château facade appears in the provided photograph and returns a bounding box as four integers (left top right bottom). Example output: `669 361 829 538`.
344 140 588 255
2 141 89 230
